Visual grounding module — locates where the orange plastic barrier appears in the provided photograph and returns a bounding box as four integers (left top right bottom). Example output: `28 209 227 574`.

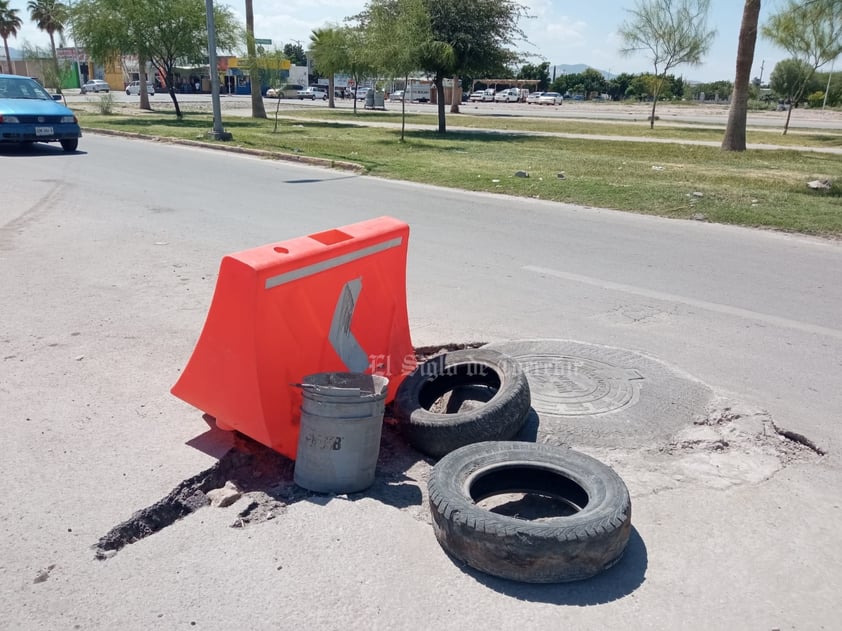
171 216 415 459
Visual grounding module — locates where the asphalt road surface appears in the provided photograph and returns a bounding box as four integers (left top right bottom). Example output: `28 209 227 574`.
1 133 841 629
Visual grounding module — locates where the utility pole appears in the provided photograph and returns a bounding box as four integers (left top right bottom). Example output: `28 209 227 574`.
204 0 232 140
757 59 765 87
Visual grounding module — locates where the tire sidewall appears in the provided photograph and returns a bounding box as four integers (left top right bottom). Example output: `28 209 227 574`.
428 441 632 582
394 349 531 457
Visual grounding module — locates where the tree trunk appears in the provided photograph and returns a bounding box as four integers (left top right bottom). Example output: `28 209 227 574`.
166 69 182 118
649 93 657 129
450 75 460 114
245 0 267 119
722 0 761 151
435 75 446 133
138 51 151 111
401 74 407 142
328 75 335 108
49 32 61 94
782 102 794 134
2 38 12 75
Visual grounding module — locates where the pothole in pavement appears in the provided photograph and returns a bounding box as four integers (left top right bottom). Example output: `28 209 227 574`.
94 340 824 558
483 339 824 494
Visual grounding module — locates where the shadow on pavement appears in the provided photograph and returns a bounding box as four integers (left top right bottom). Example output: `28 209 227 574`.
452 527 648 605
93 418 427 559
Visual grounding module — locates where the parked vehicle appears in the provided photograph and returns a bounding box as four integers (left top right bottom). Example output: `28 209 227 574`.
537 92 563 105
494 88 520 103
81 79 110 94
0 74 82 152
526 91 545 104
298 86 327 100
353 87 370 101
126 80 154 96
392 83 431 102
469 89 495 102
265 84 304 98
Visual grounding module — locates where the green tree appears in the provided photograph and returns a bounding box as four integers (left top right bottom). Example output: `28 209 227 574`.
669 74 686 98
0 1 23 74
618 0 716 128
362 0 431 139
73 0 151 108
257 47 288 131
517 61 550 91
245 0 266 118
415 0 528 133
579 68 608 97
606 72 635 100
722 0 761 152
693 79 733 100
309 26 347 109
815 68 842 106
769 57 822 103
72 0 240 118
27 0 67 93
627 73 659 100
762 0 842 133
343 25 375 113
549 73 569 95
283 42 306 66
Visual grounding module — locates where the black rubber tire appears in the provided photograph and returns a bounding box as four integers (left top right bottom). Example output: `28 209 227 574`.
394 349 530 457
428 441 632 583
60 138 78 152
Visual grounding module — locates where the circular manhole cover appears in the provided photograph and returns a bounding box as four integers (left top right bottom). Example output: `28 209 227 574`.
483 339 714 448
511 354 643 416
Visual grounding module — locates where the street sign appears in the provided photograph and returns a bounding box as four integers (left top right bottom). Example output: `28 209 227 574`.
254 38 272 45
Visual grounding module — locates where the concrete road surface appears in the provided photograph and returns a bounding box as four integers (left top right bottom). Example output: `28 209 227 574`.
1 134 840 630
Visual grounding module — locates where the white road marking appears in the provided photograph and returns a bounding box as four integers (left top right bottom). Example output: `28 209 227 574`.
524 265 842 341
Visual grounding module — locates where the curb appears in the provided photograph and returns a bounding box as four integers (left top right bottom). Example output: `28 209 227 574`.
83 127 367 173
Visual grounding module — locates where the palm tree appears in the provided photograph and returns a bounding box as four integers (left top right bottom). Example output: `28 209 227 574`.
309 27 347 109
722 0 762 151
245 0 267 118
0 0 23 74
27 0 67 92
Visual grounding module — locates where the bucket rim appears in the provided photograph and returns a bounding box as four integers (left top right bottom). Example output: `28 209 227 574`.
295 372 389 399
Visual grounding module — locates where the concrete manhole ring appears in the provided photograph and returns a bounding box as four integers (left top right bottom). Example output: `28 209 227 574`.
483 339 715 449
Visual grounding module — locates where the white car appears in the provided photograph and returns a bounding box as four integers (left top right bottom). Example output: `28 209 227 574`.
126 80 154 96
494 88 520 103
526 91 545 104
297 86 328 100
266 84 304 99
81 79 110 94
353 87 370 101
469 89 495 102
537 92 563 105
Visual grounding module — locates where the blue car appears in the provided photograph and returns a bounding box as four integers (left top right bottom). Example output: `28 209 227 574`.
0 74 82 152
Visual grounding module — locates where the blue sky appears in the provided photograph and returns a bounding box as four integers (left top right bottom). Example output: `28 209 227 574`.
6 0 793 83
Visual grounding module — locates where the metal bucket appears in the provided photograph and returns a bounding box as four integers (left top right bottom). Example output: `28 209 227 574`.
293 372 389 493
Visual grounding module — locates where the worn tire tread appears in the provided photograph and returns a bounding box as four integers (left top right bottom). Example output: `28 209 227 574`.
395 349 531 457
428 441 632 583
